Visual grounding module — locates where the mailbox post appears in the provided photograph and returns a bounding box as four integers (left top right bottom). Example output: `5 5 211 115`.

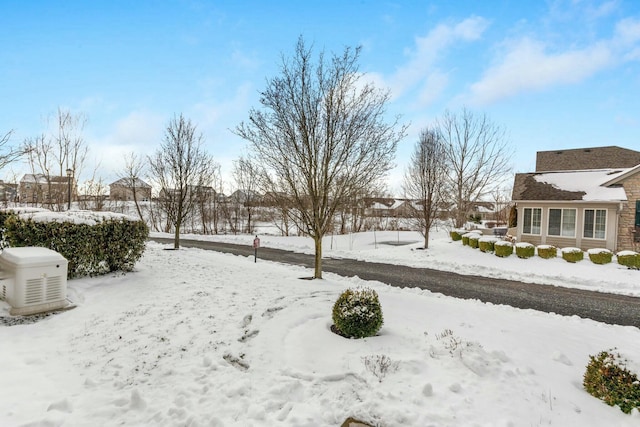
253 236 260 263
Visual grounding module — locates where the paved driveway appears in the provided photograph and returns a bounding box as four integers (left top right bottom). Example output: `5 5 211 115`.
151 237 640 328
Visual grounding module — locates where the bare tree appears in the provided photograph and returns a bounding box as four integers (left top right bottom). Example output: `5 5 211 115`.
235 37 406 278
232 156 260 234
23 108 88 210
403 128 447 249
148 114 217 249
437 108 513 228
118 152 147 221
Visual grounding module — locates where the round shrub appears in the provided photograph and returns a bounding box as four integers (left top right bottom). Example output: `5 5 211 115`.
494 240 513 257
561 247 584 263
478 237 498 253
537 245 557 259
461 232 480 246
450 230 463 241
515 242 535 259
332 288 383 339
617 251 640 270
588 248 613 265
583 350 640 414
468 234 480 249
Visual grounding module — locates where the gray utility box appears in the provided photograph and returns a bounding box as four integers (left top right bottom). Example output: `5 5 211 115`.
0 247 68 316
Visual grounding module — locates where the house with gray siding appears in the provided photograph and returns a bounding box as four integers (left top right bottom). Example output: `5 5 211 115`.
512 146 640 252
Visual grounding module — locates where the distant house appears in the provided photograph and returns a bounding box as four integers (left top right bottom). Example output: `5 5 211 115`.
361 198 415 218
19 174 75 205
512 146 640 252
0 181 18 202
109 178 152 202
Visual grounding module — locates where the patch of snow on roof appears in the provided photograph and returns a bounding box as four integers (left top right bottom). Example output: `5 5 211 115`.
533 169 629 201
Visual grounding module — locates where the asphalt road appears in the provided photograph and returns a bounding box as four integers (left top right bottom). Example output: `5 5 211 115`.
151 237 640 328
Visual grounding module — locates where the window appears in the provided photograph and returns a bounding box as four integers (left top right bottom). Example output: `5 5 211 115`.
548 208 576 237
522 207 541 234
636 201 640 227
583 209 606 239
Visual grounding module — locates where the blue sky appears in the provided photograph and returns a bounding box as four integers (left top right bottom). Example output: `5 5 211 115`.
2 0 639 194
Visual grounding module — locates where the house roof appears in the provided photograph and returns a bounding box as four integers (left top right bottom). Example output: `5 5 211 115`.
535 146 640 171
110 177 151 188
20 173 69 184
512 168 630 202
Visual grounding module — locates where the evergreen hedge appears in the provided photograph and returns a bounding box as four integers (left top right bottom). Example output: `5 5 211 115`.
588 249 613 265
494 241 513 257
561 247 584 263
617 251 640 270
537 245 557 259
1 209 148 278
515 243 535 259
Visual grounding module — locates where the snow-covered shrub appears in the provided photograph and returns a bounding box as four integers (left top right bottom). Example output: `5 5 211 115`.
537 245 557 259
450 230 463 241
332 288 383 339
461 231 480 246
583 349 640 414
515 242 535 259
588 248 613 265
561 247 584 263
617 251 640 270
2 209 149 278
478 237 498 253
494 240 513 257
468 234 480 249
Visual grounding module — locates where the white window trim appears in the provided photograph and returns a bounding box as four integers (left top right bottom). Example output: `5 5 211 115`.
548 208 577 238
583 208 607 240
522 207 542 236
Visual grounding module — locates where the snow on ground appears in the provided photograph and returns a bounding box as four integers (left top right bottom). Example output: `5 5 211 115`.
0 230 639 426
171 227 640 297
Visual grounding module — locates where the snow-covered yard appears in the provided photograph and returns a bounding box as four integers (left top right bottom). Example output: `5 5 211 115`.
1 229 639 426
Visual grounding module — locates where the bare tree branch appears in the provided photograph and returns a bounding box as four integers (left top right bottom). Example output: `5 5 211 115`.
148 114 218 249
235 36 406 278
403 128 447 249
437 108 514 228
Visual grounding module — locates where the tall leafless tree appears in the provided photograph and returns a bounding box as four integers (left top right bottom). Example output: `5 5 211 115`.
403 128 447 249
118 152 147 221
235 37 406 278
23 108 88 210
232 156 260 234
437 108 513 228
148 114 217 249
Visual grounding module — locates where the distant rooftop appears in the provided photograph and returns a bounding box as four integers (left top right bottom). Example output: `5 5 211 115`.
535 146 640 172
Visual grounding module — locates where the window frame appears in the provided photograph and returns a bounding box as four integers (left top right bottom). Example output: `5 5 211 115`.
548 208 577 238
583 208 607 240
522 207 542 235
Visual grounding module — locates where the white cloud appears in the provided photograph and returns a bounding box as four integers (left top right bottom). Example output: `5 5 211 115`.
466 38 613 105
387 16 490 101
87 110 165 181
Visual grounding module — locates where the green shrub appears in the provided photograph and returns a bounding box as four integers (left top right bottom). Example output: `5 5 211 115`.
468 234 480 249
494 241 513 257
537 245 557 259
583 350 640 414
515 243 535 259
588 249 613 265
461 232 479 246
561 247 584 263
450 230 463 241
332 288 383 339
3 210 149 279
617 251 640 270
478 237 497 253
